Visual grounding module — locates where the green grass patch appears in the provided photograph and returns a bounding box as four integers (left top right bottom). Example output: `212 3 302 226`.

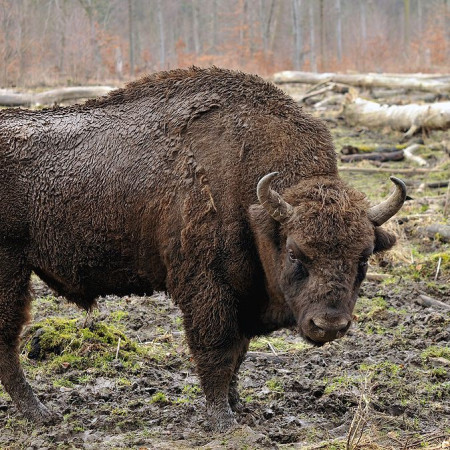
265 377 284 393
249 336 308 353
421 345 450 361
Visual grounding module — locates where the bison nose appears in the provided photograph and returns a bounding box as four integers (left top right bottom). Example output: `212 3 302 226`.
307 316 351 343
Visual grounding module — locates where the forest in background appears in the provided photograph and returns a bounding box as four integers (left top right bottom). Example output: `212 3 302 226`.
0 0 449 88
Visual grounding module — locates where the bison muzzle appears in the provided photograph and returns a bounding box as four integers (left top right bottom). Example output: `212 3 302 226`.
0 67 406 431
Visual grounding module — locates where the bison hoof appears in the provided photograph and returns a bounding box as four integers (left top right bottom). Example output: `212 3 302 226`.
207 404 238 433
22 402 62 425
229 393 243 413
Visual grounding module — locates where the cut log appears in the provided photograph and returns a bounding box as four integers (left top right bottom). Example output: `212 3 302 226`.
342 98 450 136
418 224 450 243
0 86 115 107
272 71 450 94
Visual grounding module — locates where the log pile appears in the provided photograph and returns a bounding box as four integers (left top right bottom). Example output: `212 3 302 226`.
273 71 450 94
0 86 114 107
273 71 450 136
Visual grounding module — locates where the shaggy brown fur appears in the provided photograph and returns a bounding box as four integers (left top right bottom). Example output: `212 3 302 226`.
0 67 399 430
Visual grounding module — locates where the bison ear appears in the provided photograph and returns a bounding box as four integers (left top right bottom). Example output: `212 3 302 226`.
374 227 396 253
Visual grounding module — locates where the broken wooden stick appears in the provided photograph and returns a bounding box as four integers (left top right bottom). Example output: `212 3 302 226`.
403 144 428 167
415 295 450 311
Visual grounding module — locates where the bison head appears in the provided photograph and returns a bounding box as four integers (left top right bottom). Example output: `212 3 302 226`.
250 172 406 345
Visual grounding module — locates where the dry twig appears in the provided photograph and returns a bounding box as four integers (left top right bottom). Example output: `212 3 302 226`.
346 377 372 450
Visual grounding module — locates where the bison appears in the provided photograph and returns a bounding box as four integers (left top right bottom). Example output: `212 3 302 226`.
0 67 406 430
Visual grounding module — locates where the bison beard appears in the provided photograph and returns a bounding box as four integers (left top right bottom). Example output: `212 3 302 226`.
0 67 406 431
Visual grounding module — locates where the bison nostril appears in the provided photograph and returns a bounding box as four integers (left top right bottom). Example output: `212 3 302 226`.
310 317 351 340
310 319 326 337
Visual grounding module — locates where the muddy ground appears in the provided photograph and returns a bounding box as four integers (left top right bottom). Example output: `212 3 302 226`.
0 83 449 449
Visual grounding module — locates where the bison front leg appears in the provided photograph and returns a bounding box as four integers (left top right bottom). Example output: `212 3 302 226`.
181 293 246 431
192 342 245 432
0 249 59 424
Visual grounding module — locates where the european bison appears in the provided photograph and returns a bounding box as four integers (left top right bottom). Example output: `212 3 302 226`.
0 67 406 430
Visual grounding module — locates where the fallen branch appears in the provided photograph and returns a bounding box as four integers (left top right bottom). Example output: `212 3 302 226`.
403 144 428 167
0 86 115 107
338 167 438 174
341 145 405 154
298 83 335 102
343 98 450 136
272 71 450 94
415 294 450 311
314 94 346 109
340 150 404 163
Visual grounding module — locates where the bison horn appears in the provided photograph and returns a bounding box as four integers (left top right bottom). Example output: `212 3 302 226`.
257 172 294 222
367 176 407 226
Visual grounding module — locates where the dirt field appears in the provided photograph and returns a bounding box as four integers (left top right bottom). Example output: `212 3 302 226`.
0 84 449 449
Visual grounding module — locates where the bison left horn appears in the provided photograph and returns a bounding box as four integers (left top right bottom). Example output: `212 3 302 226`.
257 172 294 222
367 176 407 226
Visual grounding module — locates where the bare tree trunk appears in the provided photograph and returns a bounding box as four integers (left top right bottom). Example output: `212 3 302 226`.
115 47 123 80
360 0 367 71
335 0 342 63
157 0 166 69
55 0 67 76
417 0 423 66
192 0 201 55
319 0 326 70
268 1 281 53
291 0 303 69
259 0 275 56
128 0 135 76
78 0 102 80
212 0 218 53
403 0 410 53
239 0 248 52
309 0 317 72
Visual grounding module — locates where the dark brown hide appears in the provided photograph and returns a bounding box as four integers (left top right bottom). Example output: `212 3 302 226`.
0 67 402 430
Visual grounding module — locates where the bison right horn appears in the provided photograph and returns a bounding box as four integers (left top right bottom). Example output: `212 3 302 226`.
257 172 294 222
367 176 407 226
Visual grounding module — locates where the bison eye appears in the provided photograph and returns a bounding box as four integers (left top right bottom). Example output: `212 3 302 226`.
288 249 298 262
356 258 369 282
